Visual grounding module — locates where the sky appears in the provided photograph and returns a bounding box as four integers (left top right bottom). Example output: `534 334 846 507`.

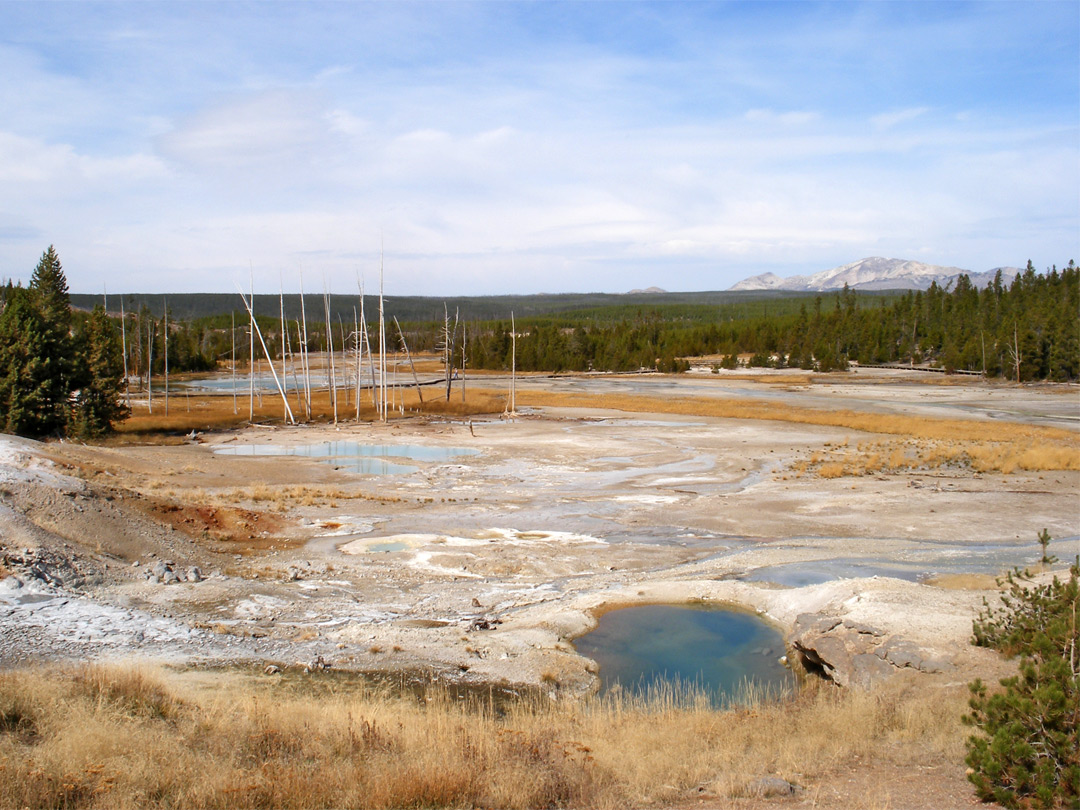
1 1 1077 296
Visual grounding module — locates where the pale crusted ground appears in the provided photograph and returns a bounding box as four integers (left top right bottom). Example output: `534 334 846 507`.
1 371 1076 696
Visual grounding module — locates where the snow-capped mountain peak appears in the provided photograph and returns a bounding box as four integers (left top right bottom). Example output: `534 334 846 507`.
728 257 1018 292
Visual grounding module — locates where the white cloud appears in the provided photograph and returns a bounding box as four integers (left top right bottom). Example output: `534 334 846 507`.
871 106 931 130
0 131 167 186
326 109 369 136
157 91 330 169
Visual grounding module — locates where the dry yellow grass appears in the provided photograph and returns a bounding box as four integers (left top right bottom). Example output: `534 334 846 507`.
483 388 1080 474
793 435 1080 478
0 663 970 810
114 388 507 439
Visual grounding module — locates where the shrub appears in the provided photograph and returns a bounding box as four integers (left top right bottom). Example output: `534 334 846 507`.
964 559 1079 808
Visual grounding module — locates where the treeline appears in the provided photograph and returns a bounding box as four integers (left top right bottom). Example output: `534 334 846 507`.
70 288 823 324
460 262 1078 381
77 260 1080 386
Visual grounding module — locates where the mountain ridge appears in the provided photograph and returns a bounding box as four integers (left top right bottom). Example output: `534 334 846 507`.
729 257 1020 292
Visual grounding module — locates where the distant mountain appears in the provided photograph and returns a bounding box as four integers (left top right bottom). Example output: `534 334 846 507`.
729 257 1019 292
626 286 668 294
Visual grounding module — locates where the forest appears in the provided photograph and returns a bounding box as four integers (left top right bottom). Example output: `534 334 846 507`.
461 262 1079 380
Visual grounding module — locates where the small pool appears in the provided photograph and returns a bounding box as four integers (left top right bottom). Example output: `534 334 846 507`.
215 441 480 474
573 604 793 703
367 541 410 553
743 561 927 587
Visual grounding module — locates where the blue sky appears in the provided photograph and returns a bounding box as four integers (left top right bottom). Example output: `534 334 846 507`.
1 1 1077 295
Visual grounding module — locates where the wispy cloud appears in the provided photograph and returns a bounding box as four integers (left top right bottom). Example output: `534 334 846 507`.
871 107 931 131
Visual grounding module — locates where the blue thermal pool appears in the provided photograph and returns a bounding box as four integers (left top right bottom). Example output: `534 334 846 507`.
573 604 794 703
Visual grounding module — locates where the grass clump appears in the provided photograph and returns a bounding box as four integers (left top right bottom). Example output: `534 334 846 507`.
965 558 1079 808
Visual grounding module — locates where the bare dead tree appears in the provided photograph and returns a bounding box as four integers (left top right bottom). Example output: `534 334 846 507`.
504 312 516 417
394 316 424 408
147 318 154 415
248 267 255 421
120 299 130 408
324 287 337 424
236 285 295 425
299 271 312 420
163 297 169 417
1007 321 1022 382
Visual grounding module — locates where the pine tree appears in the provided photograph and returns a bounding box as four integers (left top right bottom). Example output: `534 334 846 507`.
965 560 1080 808
0 247 128 438
0 287 66 437
70 306 128 438
29 245 71 331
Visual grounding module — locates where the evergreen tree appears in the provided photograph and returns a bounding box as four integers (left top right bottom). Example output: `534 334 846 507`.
70 306 128 438
0 246 128 439
0 287 66 437
29 245 71 331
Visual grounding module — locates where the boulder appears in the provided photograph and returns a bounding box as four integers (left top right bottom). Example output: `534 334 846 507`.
740 776 799 798
790 612 954 689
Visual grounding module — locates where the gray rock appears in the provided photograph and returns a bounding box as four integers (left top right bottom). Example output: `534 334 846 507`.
850 653 896 689
791 611 955 688
918 656 953 674
740 776 799 798
877 638 924 669
793 612 842 636
185 567 202 583
842 620 884 637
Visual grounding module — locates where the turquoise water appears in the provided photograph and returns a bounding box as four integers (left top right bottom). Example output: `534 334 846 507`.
573 604 793 703
215 441 479 474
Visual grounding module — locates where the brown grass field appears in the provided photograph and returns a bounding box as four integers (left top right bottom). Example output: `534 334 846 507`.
0 663 972 810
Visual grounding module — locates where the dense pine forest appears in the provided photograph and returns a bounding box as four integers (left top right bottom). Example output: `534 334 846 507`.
460 262 1078 380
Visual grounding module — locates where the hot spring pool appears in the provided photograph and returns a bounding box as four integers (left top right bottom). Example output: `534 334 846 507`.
573 604 794 703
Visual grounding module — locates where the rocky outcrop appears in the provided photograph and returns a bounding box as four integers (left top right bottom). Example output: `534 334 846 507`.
145 560 201 584
790 612 955 689
1 546 97 589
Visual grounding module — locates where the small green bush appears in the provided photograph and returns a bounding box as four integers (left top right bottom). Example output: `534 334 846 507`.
964 559 1079 808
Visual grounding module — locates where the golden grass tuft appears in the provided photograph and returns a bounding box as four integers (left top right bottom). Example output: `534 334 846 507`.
0 663 972 810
